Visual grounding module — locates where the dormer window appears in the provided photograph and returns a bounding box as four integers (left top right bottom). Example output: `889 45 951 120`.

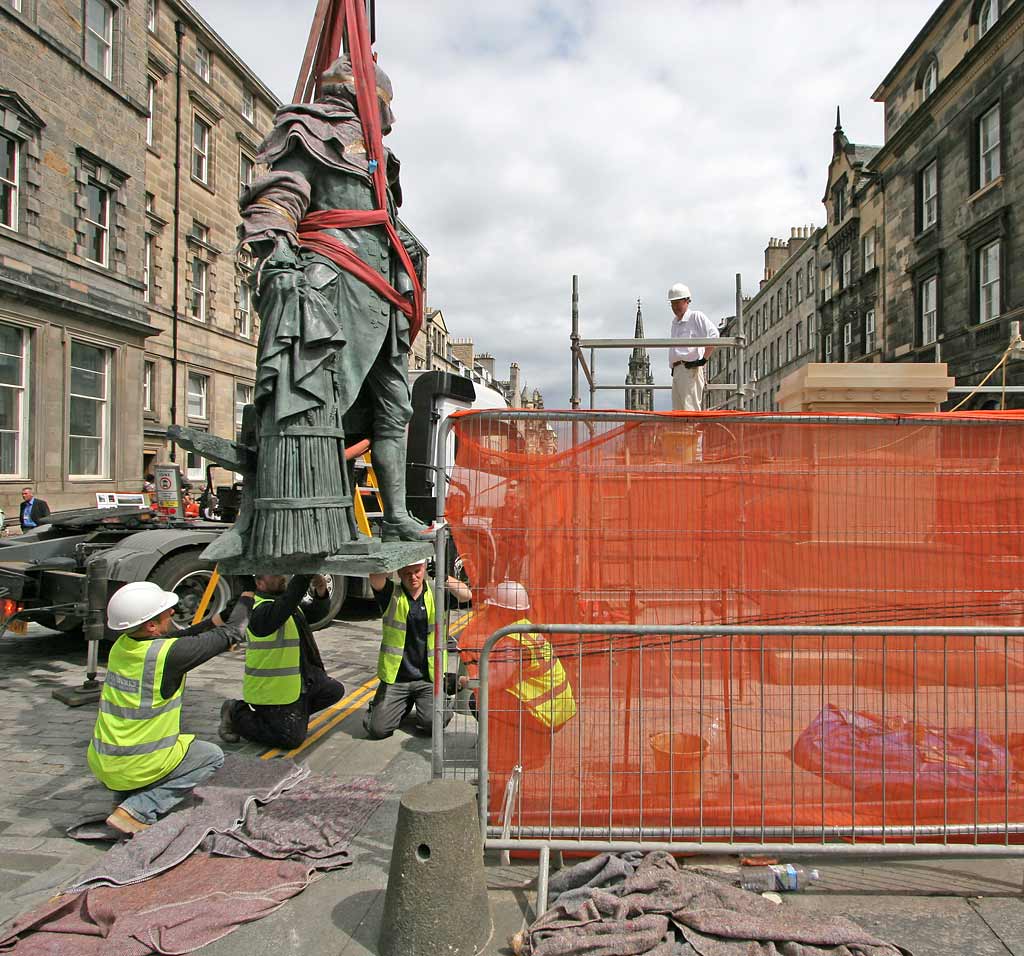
923 60 938 98
979 0 998 36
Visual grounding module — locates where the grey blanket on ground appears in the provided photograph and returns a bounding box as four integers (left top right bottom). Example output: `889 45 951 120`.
523 851 911 956
0 758 389 954
68 753 308 892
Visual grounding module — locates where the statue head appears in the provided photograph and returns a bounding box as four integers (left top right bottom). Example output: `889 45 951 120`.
321 55 395 134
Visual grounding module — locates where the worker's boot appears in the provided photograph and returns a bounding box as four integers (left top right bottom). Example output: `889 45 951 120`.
106 807 150 835
372 436 435 542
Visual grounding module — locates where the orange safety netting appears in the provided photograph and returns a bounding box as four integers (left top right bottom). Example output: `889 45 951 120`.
449 410 1024 842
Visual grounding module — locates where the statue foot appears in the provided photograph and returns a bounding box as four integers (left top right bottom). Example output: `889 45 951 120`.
382 516 436 543
202 526 245 560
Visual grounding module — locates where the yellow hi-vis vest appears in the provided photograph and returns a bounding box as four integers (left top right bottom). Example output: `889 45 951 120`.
87 634 193 791
378 582 446 683
505 619 577 731
243 593 302 705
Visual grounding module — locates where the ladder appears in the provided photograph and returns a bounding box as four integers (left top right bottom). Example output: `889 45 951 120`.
353 452 384 537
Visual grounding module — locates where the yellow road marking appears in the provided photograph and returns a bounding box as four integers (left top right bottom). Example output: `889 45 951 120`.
450 609 474 637
259 677 379 761
306 674 379 734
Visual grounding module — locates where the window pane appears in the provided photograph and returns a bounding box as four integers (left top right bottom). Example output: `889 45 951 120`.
980 107 1000 184
980 241 1000 322
0 351 21 388
0 134 15 229
70 396 102 435
0 135 14 184
72 341 105 374
0 431 17 476
70 437 101 476
0 388 17 431
86 182 106 224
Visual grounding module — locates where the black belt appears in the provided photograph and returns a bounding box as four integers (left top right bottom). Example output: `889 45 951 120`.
673 358 706 369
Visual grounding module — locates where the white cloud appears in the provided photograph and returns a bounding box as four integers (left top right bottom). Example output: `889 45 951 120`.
197 0 938 407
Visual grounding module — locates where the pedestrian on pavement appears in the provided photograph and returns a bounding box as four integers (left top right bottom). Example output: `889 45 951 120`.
87 581 253 835
19 487 49 532
365 561 471 739
457 581 576 772
219 573 346 751
667 283 718 411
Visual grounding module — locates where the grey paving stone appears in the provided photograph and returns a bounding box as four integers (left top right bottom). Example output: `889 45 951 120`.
785 893 1009 956
970 898 1024 956
0 851 59 874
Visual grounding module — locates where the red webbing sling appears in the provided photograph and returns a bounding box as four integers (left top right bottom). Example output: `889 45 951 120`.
295 0 424 340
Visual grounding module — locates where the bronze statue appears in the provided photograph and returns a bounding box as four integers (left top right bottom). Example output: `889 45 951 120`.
182 56 433 565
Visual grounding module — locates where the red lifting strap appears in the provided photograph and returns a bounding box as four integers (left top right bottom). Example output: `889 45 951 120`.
298 210 415 321
295 0 424 342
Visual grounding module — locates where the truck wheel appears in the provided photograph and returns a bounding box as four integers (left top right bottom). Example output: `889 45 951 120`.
302 574 346 631
149 551 232 628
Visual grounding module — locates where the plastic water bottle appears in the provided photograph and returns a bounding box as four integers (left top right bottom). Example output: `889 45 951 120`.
740 863 819 893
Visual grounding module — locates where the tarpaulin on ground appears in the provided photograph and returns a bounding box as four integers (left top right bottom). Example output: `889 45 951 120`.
0 756 388 954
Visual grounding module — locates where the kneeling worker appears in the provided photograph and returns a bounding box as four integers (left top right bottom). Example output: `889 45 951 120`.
219 573 346 751
366 561 471 738
459 581 577 773
88 581 252 835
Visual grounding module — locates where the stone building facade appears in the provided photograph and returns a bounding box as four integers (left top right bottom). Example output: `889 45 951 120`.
711 228 819 410
143 0 278 488
868 0 1023 402
817 116 882 370
715 0 1021 410
0 0 153 514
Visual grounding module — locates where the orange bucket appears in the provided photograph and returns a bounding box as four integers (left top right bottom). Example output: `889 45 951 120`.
650 732 709 801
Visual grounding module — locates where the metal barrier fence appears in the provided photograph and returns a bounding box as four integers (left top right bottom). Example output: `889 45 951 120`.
454 622 1024 905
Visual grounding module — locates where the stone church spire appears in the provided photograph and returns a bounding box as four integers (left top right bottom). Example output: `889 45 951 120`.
625 298 654 411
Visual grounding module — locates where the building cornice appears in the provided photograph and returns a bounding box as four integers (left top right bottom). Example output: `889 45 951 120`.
164 0 282 110
0 272 155 338
872 0 957 99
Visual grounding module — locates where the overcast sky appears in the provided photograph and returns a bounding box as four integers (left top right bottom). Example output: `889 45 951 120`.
198 0 938 409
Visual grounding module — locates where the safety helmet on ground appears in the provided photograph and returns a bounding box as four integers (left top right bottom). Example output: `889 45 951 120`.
667 283 692 302
107 581 179 631
485 580 530 611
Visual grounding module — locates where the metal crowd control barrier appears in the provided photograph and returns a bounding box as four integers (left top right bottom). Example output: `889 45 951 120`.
463 622 1024 911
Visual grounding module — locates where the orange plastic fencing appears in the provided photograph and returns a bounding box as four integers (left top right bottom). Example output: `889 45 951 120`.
449 410 1024 843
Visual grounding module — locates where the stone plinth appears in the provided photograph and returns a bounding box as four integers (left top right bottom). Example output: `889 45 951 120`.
776 363 954 413
379 780 492 956
208 539 434 575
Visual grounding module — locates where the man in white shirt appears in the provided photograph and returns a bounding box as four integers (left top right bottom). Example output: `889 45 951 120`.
667 283 718 411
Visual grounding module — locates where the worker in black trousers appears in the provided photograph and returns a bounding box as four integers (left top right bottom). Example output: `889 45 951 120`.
219 573 346 750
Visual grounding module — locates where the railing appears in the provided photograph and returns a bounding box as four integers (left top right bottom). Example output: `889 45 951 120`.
463 622 1024 910
570 274 749 410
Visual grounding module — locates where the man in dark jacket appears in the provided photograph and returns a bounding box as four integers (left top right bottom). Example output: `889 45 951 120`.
219 573 346 750
19 487 49 532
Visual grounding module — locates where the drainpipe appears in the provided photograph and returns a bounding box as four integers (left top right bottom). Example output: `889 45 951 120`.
169 18 185 460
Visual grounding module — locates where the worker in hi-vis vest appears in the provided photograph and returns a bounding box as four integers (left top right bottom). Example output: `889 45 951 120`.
88 581 252 835
219 573 346 751
365 560 472 739
458 580 576 772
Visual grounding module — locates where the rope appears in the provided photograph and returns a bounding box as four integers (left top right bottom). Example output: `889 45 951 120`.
950 340 1018 412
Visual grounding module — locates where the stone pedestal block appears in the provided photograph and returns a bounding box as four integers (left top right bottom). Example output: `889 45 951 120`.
776 362 954 413
379 780 492 956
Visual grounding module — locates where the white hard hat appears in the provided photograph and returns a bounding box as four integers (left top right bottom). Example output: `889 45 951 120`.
667 283 692 302
485 580 530 611
107 581 179 631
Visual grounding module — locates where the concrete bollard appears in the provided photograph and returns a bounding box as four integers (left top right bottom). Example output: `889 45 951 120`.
379 779 492 956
